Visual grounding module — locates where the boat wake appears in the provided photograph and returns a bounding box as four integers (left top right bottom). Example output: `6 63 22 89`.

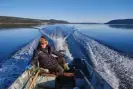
52 37 73 63
41 25 76 63
73 31 133 89
0 37 40 89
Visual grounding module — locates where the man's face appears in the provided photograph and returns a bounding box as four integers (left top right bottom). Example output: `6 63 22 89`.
41 43 47 48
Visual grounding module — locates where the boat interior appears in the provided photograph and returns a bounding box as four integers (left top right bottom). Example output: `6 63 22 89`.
31 69 91 89
8 58 113 89
8 59 94 89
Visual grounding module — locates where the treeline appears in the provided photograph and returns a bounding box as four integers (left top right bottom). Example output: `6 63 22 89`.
0 16 69 24
105 19 133 24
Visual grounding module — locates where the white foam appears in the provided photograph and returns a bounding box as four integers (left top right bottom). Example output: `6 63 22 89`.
74 31 120 89
52 36 73 63
87 41 120 89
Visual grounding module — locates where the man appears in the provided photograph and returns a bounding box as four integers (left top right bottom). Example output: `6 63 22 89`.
31 36 69 75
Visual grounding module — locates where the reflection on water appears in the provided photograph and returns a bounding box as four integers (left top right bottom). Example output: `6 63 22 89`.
108 24 133 30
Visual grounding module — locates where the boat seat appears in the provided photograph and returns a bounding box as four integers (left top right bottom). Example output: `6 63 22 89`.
39 67 74 77
41 73 57 77
63 72 74 77
40 72 74 78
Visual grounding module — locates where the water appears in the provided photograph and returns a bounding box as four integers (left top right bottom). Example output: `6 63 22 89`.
0 28 41 63
0 28 41 88
71 24 133 56
69 24 133 89
0 24 133 89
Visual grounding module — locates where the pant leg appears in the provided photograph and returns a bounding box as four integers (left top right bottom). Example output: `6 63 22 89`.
56 57 66 68
49 64 64 75
56 65 64 75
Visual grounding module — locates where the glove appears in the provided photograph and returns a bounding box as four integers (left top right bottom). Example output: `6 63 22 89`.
64 63 70 71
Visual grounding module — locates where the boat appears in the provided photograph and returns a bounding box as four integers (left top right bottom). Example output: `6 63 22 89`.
8 55 113 89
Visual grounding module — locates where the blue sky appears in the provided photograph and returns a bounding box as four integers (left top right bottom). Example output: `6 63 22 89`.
0 0 133 22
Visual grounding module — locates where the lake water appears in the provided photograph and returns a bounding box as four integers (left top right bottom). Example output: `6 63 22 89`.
0 28 41 88
70 24 133 55
0 28 41 63
0 24 133 89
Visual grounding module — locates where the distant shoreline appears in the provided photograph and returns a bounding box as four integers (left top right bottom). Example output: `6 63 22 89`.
105 19 133 24
0 23 43 28
0 16 69 28
0 23 43 24
0 16 133 28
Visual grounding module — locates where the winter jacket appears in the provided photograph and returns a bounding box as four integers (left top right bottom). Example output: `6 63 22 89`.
31 45 65 70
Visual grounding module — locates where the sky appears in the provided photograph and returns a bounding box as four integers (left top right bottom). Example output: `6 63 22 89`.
0 0 133 23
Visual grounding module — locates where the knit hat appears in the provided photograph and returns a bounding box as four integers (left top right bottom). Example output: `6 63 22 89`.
40 38 48 45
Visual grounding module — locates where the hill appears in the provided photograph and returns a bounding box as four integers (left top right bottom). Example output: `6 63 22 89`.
0 16 69 25
106 19 133 24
